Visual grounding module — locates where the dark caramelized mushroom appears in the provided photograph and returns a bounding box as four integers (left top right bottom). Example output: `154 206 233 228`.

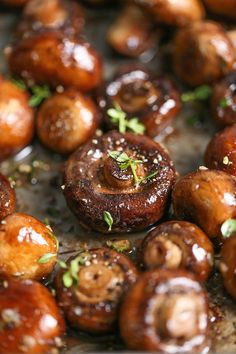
0 173 16 220
36 89 100 154
203 0 236 20
132 0 205 27
17 0 85 39
141 220 214 282
0 213 58 280
211 71 236 127
0 77 34 161
172 169 236 244
205 124 236 176
63 131 176 233
107 4 156 58
220 234 236 300
120 269 209 352
55 248 138 334
97 67 181 138
173 21 235 86
0 279 65 353
7 31 102 92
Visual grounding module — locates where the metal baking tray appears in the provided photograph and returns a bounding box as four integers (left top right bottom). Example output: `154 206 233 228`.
0 5 236 353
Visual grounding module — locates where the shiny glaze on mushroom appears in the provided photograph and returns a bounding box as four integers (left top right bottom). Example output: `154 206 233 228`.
63 131 176 233
0 173 16 221
107 4 156 58
16 0 85 39
120 269 209 353
203 0 236 20
211 70 236 127
97 67 181 138
0 279 65 354
0 77 34 161
36 89 100 154
173 21 235 86
55 247 138 334
172 169 236 244
205 124 236 177
7 31 102 92
132 0 205 27
0 213 58 280
141 220 214 282
220 234 236 300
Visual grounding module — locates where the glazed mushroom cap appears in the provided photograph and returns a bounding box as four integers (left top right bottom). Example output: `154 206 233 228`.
141 220 214 282
55 247 138 334
0 172 16 221
0 279 65 354
205 125 236 177
132 0 205 27
203 0 236 20
119 269 209 352
97 67 181 138
17 0 85 39
63 131 176 233
0 213 58 280
220 234 236 300
173 21 235 87
211 70 236 127
0 77 34 161
107 4 156 58
7 31 102 92
172 169 236 244
36 90 100 154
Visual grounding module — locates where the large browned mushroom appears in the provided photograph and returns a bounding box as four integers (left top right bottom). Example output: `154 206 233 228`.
120 269 209 352
0 213 58 280
211 71 236 127
172 169 236 244
203 0 236 20
7 31 102 92
0 173 16 221
220 234 236 300
173 21 235 86
0 77 34 161
141 220 214 282
97 67 181 138
63 131 176 233
55 247 138 334
36 89 100 154
205 124 236 177
0 279 65 353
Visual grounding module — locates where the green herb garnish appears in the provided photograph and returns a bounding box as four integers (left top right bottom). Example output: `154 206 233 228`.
107 105 145 134
181 85 212 103
11 78 27 91
220 97 230 109
59 253 91 288
38 253 57 264
103 211 113 232
221 219 236 238
29 85 51 107
106 239 131 253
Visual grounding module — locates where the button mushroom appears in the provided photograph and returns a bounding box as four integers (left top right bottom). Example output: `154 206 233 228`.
220 234 236 300
0 173 16 221
203 0 236 21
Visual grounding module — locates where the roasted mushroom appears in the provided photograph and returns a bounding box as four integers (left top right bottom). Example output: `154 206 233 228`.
0 213 58 280
120 269 209 352
63 131 176 233
55 248 138 334
172 169 236 244
107 4 156 57
16 0 85 39
36 89 100 154
220 234 236 300
97 67 181 138
203 0 236 20
7 31 102 92
211 70 236 127
0 77 34 161
0 173 16 221
141 220 214 282
173 21 235 86
205 124 236 177
0 279 65 353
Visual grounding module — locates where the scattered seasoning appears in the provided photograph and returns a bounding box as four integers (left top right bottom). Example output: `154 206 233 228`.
103 211 113 232
220 97 230 109
106 239 131 253
181 85 212 103
221 219 236 238
107 104 145 134
0 308 21 329
223 156 232 166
